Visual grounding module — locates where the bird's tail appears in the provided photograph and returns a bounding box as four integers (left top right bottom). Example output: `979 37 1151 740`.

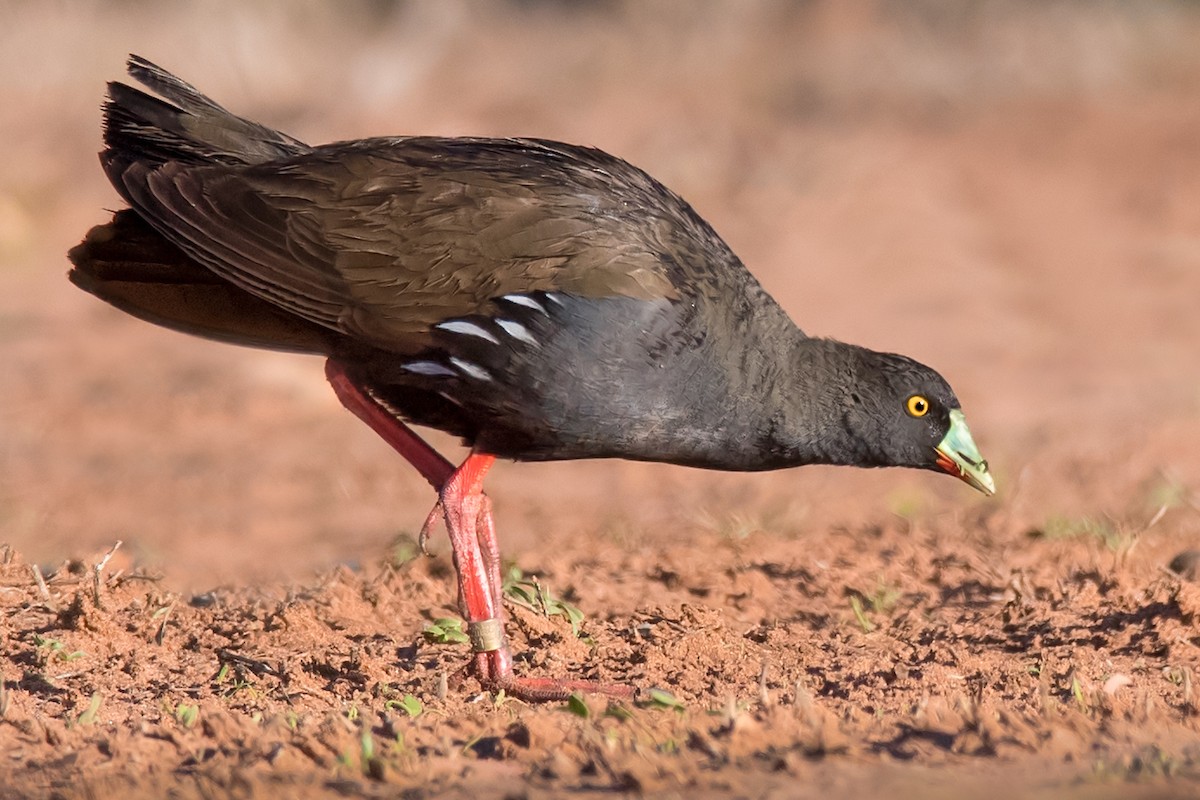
68 211 335 354
103 54 309 169
69 57 334 354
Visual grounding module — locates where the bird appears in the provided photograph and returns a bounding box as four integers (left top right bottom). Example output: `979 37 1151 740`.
69 55 994 702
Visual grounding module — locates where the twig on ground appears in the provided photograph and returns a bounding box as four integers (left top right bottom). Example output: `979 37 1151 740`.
217 648 281 676
758 659 772 707
30 565 53 611
154 601 175 645
92 540 123 609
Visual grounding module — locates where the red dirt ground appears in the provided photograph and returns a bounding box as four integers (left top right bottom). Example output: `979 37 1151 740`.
3 3 1200 798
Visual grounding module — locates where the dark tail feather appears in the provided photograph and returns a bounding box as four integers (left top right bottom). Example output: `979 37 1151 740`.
76 58 332 354
68 210 334 355
103 54 310 168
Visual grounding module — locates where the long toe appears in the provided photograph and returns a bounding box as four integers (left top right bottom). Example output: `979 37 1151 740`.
494 675 637 703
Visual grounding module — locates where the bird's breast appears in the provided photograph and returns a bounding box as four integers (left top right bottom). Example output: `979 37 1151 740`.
358 291 787 469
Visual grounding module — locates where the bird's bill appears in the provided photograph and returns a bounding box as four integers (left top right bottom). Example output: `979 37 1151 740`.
934 409 995 496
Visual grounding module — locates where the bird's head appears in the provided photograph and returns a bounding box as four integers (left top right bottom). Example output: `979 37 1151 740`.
842 350 994 495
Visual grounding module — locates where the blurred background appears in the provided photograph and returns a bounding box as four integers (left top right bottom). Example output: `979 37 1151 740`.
2 0 1199 586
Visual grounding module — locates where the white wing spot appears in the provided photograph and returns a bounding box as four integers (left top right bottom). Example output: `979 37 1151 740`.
404 360 456 378
544 292 566 306
496 319 538 346
450 357 492 382
501 294 548 315
435 320 500 344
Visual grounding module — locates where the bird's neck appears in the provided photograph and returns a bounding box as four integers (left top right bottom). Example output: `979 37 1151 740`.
761 337 880 469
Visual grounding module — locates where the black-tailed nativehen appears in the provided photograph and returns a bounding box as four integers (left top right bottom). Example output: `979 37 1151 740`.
69 56 994 701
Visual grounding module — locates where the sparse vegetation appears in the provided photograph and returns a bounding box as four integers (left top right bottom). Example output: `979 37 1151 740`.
32 634 85 666
386 694 423 718
4 2 1200 798
175 702 199 728
423 617 469 645
849 594 876 633
75 692 102 726
644 689 686 713
1034 515 1125 550
502 567 586 636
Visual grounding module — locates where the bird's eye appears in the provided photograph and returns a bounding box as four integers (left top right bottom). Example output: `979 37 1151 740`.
906 395 929 417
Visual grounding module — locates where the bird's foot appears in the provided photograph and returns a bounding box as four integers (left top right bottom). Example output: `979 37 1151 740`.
469 644 634 702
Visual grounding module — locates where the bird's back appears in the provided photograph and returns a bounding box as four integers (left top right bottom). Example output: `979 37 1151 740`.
70 56 805 467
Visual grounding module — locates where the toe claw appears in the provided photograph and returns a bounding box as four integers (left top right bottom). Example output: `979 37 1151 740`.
418 500 443 556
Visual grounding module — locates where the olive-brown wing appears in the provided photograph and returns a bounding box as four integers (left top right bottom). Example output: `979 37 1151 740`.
105 141 680 355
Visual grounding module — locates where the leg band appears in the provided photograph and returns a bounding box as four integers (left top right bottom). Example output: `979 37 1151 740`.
468 618 506 653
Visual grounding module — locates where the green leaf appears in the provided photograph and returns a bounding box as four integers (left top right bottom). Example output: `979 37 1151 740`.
605 703 634 721
1071 675 1088 710
850 595 876 632
566 693 590 719
360 729 375 761
506 584 537 606
424 617 469 645
502 564 525 590
176 703 199 728
561 603 585 636
398 694 422 718
503 574 588 637
76 693 102 726
645 689 685 712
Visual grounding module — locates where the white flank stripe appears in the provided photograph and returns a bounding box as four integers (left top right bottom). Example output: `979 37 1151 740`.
404 360 456 377
450 357 492 382
501 294 548 315
496 319 539 346
435 320 500 344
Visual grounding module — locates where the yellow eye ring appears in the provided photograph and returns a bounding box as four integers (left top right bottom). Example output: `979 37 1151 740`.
906 395 929 417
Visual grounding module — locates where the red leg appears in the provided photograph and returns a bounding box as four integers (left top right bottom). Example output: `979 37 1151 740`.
438 452 501 627
325 360 454 490
475 495 504 612
325 359 632 702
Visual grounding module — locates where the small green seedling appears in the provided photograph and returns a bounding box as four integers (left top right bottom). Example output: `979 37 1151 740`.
604 703 634 721
390 535 421 567
503 568 586 636
385 694 422 718
76 692 102 726
869 583 902 615
1147 478 1188 511
360 729 384 777
644 689 685 712
566 693 590 719
423 617 469 645
461 732 484 756
176 703 199 728
1071 675 1089 712
32 634 85 665
1035 516 1125 551
360 728 376 764
849 595 876 633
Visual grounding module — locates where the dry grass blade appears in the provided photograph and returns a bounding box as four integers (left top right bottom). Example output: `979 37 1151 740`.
28 564 56 614
92 540 122 609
